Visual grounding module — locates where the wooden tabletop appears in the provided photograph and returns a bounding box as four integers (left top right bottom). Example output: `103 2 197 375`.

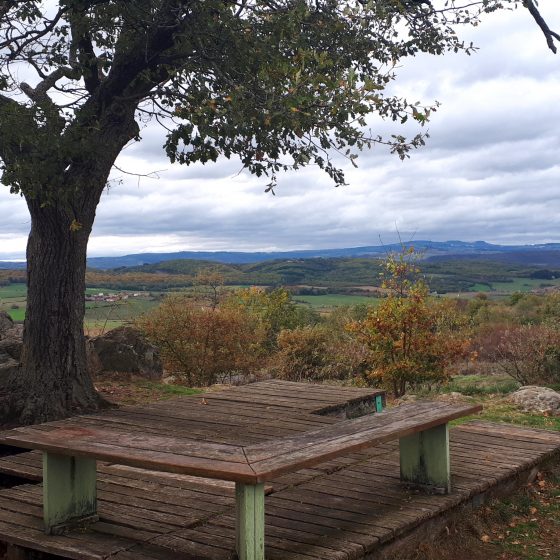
0 400 481 484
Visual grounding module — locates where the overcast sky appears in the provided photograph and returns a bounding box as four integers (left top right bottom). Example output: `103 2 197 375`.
1 4 559 260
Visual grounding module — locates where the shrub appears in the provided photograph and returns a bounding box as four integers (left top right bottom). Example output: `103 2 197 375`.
491 324 560 386
273 325 369 382
137 295 265 386
224 287 319 349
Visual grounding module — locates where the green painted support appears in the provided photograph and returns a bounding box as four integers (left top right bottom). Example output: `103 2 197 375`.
43 452 98 535
399 423 451 494
235 482 265 560
374 394 384 413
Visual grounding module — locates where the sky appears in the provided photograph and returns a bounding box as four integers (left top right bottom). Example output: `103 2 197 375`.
1 4 559 259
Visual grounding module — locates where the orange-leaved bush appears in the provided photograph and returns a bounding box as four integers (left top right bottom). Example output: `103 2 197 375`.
138 294 265 386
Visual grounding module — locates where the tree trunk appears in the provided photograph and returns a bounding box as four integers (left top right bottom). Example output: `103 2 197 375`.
5 199 104 425
0 99 139 426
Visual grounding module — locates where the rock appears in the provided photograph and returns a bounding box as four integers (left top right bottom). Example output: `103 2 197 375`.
0 311 14 335
394 394 418 406
509 386 560 416
87 326 163 380
0 314 22 366
0 357 19 378
0 338 22 361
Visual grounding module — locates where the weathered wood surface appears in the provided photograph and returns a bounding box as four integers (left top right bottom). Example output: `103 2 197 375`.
0 421 558 559
0 400 479 484
0 381 556 559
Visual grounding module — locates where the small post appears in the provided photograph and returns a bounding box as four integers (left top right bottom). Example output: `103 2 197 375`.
374 394 384 413
235 482 265 560
6 544 27 560
43 452 98 534
399 423 451 494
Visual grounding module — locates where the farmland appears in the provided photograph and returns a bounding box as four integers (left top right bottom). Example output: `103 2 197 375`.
3 253 560 326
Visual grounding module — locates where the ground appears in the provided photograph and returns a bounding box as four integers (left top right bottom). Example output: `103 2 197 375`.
413 463 560 560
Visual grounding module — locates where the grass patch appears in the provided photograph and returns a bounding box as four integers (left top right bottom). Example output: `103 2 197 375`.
476 398 560 431
95 376 202 406
137 382 202 397
4 307 25 321
0 283 27 299
490 278 560 293
444 374 520 396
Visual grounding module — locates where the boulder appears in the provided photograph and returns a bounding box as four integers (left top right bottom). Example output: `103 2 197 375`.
0 338 22 361
0 313 22 366
509 386 560 416
0 311 13 335
0 357 19 380
87 326 163 380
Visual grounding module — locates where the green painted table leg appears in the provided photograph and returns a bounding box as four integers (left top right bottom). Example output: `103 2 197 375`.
235 482 265 560
43 452 98 534
375 394 384 413
399 423 451 494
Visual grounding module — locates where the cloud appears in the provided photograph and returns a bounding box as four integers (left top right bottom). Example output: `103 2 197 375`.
1 3 560 259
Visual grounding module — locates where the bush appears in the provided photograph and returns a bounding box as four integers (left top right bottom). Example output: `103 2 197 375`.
273 325 369 382
491 324 560 386
137 295 265 386
224 287 319 349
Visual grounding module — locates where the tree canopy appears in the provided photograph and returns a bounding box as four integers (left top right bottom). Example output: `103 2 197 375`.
1 0 555 198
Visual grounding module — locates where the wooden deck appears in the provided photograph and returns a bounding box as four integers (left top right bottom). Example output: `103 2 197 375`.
0 381 558 559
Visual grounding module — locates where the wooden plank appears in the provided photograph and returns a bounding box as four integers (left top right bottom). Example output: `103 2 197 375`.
459 421 560 444
245 402 437 462
247 403 481 481
0 428 256 483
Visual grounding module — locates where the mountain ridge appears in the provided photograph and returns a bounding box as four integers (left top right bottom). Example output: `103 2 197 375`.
2 240 560 270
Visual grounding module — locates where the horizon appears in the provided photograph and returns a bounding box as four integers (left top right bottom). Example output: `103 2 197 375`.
3 238 560 263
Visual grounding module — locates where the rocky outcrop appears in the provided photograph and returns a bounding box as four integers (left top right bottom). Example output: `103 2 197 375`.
509 386 560 416
0 311 13 334
87 326 163 380
0 311 22 369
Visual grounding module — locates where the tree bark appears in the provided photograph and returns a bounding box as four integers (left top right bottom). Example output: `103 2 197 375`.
11 199 104 425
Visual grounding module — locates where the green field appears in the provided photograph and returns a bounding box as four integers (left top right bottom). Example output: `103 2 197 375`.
85 298 159 321
488 278 560 293
295 294 380 309
0 283 27 321
1 283 159 328
0 283 27 299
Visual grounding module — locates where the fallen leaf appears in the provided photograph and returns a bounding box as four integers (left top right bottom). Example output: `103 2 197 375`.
481 535 491 543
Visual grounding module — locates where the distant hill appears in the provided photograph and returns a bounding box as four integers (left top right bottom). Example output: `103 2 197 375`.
84 240 560 270
0 261 25 270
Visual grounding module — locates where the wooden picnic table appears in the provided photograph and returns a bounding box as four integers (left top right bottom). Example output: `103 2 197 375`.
0 382 481 560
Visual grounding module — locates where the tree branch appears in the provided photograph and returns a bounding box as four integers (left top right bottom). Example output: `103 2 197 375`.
525 0 560 54
69 12 101 94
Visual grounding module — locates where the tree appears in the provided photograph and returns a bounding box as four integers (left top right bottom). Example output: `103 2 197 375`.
0 1 557 424
348 248 470 397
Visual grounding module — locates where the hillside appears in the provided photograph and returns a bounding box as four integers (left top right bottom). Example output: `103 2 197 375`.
78 240 560 269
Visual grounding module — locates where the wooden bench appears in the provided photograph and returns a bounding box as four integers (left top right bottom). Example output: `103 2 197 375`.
0 400 481 560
